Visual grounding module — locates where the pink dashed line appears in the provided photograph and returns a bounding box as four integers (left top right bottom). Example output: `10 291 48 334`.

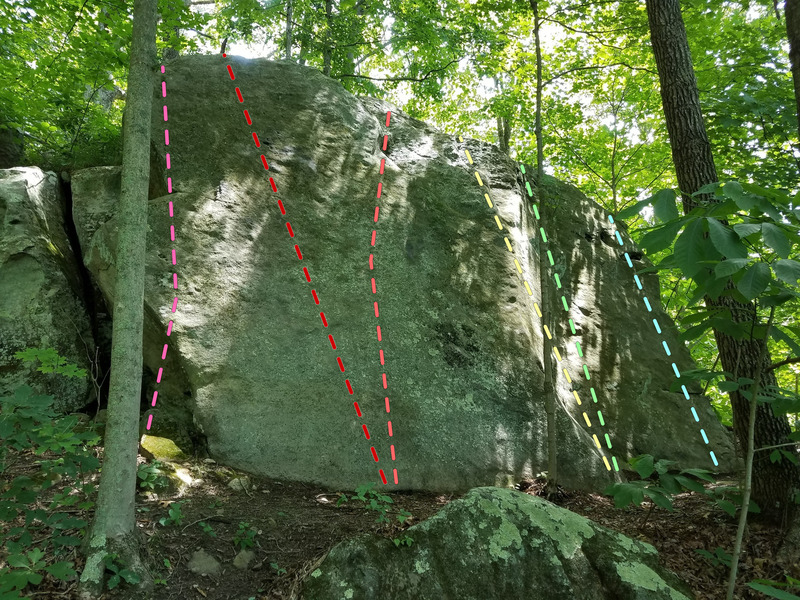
223 59 380 479
147 64 182 431
371 111 399 485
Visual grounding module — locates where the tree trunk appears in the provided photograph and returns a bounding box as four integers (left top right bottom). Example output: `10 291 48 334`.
79 0 157 595
529 0 557 496
346 0 364 76
786 0 800 142
645 0 799 528
323 0 333 76
285 0 293 60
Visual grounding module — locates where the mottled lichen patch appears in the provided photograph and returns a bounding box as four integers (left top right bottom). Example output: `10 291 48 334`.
615 562 691 600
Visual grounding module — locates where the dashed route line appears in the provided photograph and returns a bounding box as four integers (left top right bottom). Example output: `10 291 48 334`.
460 137 620 472
146 64 180 431
222 55 383 483
606 214 720 467
370 112 399 485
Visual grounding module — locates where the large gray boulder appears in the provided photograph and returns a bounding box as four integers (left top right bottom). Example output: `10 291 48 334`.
302 486 694 600
69 55 736 492
0 167 94 412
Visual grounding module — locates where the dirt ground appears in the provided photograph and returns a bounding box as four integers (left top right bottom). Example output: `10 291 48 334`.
6 448 799 600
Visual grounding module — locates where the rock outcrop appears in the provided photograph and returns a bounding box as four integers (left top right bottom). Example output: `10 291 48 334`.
0 167 94 412
302 486 694 600
7 54 737 492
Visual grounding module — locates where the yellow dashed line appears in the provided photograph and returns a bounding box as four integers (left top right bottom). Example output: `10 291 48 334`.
583 412 591 427
513 258 522 273
524 281 533 296
494 215 503 230
534 303 542 318
504 237 513 252
563 369 572 383
572 390 581 405
553 347 562 362
465 150 473 164
592 434 601 449
484 193 492 208
475 172 483 186
543 325 552 339
458 135 463 142
602 456 611 471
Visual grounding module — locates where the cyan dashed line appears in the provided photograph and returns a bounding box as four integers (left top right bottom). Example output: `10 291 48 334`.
606 214 719 467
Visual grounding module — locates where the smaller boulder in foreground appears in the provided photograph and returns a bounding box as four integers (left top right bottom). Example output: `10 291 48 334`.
302 487 693 600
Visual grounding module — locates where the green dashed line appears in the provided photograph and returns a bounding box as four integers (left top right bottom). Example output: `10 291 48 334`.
533 205 540 219
526 181 533 196
561 296 569 311
569 319 576 334
576 341 583 357
598 411 605 426
540 227 547 242
547 250 554 266
583 365 591 380
612 456 619 469
590 388 598 403
554 273 561 289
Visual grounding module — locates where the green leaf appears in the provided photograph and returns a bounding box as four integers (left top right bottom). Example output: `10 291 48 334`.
732 223 762 238
674 475 708 494
639 221 684 254
43 561 77 580
737 262 771 301
691 182 721 197
774 259 800 286
680 468 715 482
673 218 707 277
718 381 739 392
652 188 679 223
706 218 748 259
630 454 655 479
643 487 674 511
762 224 792 259
617 197 655 220
723 181 756 210
603 482 646 508
747 582 800 599
716 499 737 517
715 258 749 279
771 326 800 358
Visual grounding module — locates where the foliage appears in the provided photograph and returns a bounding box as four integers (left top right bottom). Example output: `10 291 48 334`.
232 522 258 551
0 348 99 600
748 577 800 600
695 546 732 569
158 501 184 527
198 521 217 538
101 553 140 590
269 562 287 576
136 459 168 491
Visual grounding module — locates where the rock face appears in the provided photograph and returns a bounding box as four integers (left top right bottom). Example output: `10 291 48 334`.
302 487 693 600
0 167 94 412
66 55 736 492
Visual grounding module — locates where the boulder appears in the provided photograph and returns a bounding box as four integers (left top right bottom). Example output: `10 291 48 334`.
69 55 736 492
0 167 94 413
302 487 694 600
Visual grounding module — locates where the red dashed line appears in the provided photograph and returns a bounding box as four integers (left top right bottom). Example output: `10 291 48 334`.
223 60 383 484
369 111 399 484
147 63 182 433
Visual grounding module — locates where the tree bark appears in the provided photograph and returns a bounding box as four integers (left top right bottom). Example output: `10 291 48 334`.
323 0 333 76
79 0 157 595
786 0 800 142
645 0 798 528
285 0 293 60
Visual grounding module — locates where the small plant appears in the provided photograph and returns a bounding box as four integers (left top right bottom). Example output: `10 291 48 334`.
748 576 800 599
233 522 258 550
208 499 223 510
695 546 732 568
198 521 217 537
137 459 167 491
102 553 140 590
338 483 395 524
392 535 414 547
14 347 88 379
270 562 287 575
158 501 184 527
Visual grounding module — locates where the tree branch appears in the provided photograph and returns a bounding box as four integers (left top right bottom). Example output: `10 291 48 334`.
766 357 800 373
544 62 657 86
335 58 459 82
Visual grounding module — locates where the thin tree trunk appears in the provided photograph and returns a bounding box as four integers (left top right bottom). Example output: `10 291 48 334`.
645 0 799 528
786 0 800 142
79 0 157 595
530 0 557 496
323 0 333 76
726 307 776 600
346 0 363 76
285 0 293 60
